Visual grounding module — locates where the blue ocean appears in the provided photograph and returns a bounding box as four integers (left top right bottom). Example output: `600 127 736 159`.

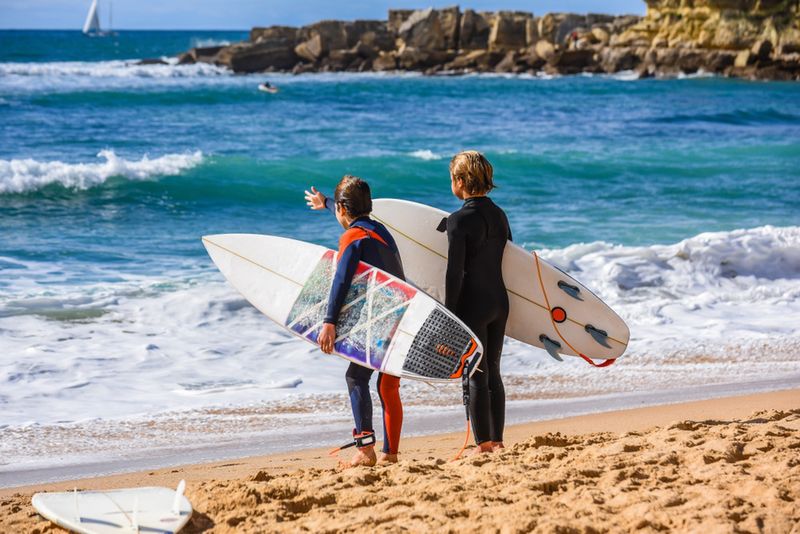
1 31 799 476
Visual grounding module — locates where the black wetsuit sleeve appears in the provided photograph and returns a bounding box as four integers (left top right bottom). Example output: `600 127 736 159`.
445 215 467 313
324 195 335 215
324 240 362 324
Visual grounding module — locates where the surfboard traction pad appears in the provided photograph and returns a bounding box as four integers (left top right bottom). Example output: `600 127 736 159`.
286 251 474 379
401 307 474 379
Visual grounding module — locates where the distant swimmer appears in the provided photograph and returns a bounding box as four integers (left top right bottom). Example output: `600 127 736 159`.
258 82 279 94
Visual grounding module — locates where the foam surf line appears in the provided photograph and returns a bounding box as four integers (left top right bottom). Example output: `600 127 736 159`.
0 150 203 194
0 60 229 78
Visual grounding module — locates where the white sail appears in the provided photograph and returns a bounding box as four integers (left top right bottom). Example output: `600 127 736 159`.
82 0 101 34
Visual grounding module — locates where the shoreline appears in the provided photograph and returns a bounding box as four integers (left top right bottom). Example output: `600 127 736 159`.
2 388 797 532
2 379 797 494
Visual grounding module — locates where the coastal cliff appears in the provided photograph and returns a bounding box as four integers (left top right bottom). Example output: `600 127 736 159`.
177 2 800 80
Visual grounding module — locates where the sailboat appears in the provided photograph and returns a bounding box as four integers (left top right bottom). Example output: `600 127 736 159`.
82 0 114 36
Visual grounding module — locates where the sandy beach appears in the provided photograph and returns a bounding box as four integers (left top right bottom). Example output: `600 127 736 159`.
2 388 797 533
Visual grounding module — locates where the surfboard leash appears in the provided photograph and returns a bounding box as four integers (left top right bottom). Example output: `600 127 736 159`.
532 251 616 368
450 371 472 461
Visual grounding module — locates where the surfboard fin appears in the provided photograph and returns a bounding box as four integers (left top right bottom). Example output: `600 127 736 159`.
585 324 611 348
557 280 582 300
436 217 447 233
539 335 564 362
172 480 186 516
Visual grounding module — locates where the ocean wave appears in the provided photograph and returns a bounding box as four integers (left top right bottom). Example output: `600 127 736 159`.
409 149 443 161
0 150 203 194
190 38 232 48
0 59 230 79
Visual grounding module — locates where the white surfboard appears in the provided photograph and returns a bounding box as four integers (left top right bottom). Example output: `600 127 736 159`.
202 234 483 382
32 481 192 534
371 199 630 366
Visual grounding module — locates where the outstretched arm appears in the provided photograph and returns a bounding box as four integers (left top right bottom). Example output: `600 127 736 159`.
304 186 334 214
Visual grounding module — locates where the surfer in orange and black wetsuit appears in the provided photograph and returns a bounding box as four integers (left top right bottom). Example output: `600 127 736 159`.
304 176 404 467
445 151 511 455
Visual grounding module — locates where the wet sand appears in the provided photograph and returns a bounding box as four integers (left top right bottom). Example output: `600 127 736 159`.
2 388 798 533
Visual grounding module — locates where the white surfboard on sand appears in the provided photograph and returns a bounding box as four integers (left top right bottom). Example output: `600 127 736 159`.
371 199 630 366
32 481 192 534
202 234 483 382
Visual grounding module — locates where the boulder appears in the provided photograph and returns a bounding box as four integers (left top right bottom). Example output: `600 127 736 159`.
526 18 540 45
398 8 446 50
445 49 503 70
388 9 414 34
438 6 462 50
344 20 387 48
591 26 611 45
538 13 586 45
734 49 752 67
352 41 379 60
176 52 195 65
180 46 224 65
294 34 323 62
219 40 299 73
534 40 557 62
519 47 546 69
459 9 491 50
599 47 643 72
397 46 453 69
292 62 317 74
300 20 349 53
751 39 774 61
550 49 597 73
494 50 520 72
250 26 298 44
359 29 395 52
372 51 398 71
136 58 168 65
489 11 532 52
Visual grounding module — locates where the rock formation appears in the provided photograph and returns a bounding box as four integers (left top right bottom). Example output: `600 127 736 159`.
176 2 800 80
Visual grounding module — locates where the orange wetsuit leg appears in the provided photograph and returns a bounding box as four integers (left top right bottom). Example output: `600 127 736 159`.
377 373 402 454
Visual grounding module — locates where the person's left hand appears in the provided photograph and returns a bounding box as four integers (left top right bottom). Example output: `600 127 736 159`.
318 322 336 354
304 186 326 211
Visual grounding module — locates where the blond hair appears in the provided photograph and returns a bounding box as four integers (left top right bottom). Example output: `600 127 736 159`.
449 150 494 195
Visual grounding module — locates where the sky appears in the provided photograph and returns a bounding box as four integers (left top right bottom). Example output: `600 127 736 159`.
0 1 646 30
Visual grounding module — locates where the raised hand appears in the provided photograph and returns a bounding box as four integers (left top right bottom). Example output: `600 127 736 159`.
304 186 327 211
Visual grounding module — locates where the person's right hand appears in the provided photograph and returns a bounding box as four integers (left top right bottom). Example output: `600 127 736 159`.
304 186 326 211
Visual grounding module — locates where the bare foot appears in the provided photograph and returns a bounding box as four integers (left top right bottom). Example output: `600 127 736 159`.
377 453 398 464
467 442 494 456
491 441 505 452
338 446 377 469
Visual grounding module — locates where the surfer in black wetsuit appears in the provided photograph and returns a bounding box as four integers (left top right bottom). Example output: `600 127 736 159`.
445 151 511 454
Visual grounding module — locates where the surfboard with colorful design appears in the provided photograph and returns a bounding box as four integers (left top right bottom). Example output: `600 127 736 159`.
202 234 482 382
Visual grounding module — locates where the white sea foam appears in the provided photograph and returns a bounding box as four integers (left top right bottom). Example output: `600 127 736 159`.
409 149 443 160
190 38 232 48
0 59 229 79
0 150 203 194
0 225 798 466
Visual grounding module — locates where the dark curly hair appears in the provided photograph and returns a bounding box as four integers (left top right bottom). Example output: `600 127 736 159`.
334 175 372 218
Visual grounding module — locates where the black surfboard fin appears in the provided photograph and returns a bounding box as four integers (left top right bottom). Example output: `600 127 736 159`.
436 217 447 233
557 280 582 300
585 324 611 348
539 334 563 362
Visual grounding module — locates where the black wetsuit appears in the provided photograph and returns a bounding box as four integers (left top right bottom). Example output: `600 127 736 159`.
445 196 511 445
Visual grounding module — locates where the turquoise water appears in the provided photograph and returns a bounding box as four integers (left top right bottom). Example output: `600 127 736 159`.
1 31 800 469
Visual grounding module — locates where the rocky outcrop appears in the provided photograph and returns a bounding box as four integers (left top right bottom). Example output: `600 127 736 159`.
175 3 800 80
